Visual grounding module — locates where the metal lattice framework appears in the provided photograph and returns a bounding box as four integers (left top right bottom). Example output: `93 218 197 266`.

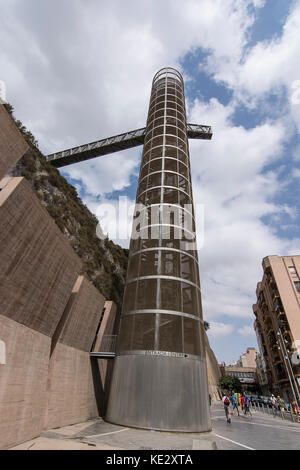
46 124 212 168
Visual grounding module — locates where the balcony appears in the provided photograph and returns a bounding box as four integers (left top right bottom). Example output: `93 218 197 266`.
276 372 288 382
274 298 284 314
267 274 275 287
265 322 274 336
273 356 282 365
272 291 280 303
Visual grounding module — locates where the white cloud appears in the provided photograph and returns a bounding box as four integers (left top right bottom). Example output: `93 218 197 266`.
189 97 300 321
238 325 255 337
207 322 235 338
204 1 300 132
0 0 265 196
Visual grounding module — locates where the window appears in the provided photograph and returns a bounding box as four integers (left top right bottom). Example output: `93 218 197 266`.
294 281 300 293
289 266 298 278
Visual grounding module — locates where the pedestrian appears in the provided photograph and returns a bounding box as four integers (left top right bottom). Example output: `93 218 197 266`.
244 393 252 417
241 393 245 411
232 391 240 416
271 394 276 410
277 395 284 411
209 394 211 406
222 394 231 423
291 401 300 423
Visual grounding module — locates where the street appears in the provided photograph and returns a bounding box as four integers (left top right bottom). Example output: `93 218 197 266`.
10 400 300 451
210 401 300 450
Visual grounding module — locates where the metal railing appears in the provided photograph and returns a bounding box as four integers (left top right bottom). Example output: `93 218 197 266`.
251 402 300 423
46 124 213 168
90 335 117 358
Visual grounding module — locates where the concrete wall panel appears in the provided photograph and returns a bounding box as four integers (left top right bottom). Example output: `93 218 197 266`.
0 315 50 449
57 276 106 352
0 177 82 337
0 104 29 180
44 343 98 430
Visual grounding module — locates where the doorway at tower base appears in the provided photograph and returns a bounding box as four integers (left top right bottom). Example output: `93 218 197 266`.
105 354 212 432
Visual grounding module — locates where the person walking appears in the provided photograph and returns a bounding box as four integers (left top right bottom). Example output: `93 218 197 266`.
271 394 276 410
244 393 252 417
241 393 245 412
222 394 231 423
232 391 240 416
277 395 284 412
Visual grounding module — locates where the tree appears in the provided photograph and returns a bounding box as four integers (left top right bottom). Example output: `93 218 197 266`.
218 375 243 393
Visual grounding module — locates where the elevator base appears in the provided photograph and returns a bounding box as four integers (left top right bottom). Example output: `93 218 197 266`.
105 354 212 433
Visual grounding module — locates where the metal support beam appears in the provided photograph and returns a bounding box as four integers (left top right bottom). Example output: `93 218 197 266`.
45 124 212 168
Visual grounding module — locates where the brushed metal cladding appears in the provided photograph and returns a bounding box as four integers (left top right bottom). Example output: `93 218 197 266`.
106 67 211 432
106 355 211 432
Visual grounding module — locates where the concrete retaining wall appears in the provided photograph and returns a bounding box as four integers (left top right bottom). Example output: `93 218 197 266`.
0 176 114 448
0 315 50 449
0 104 29 180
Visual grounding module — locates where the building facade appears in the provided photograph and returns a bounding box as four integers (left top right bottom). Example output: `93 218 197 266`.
237 347 258 368
253 255 300 403
106 68 211 432
225 366 258 393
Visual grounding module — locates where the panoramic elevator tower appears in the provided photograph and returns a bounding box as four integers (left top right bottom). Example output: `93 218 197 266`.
47 67 212 432
105 68 211 432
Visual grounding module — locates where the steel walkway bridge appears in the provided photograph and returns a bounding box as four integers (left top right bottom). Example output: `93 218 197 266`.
46 124 212 168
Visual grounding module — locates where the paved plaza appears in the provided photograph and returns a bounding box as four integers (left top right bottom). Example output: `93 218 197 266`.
9 401 300 451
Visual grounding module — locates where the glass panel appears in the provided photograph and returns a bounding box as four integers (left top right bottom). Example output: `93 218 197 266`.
164 171 178 187
161 251 180 277
161 228 181 250
178 175 188 193
148 158 162 172
127 254 140 280
178 151 187 164
149 147 163 160
152 125 164 138
179 191 190 207
131 314 156 350
129 235 141 253
159 314 183 353
160 279 181 311
164 158 178 172
165 135 178 146
140 227 159 250
182 283 198 315
152 136 164 147
180 254 196 282
122 281 137 313
136 279 157 310
183 318 201 355
117 315 134 351
117 314 156 351
145 188 161 205
139 250 159 277
163 187 178 204
148 172 162 188
165 125 177 136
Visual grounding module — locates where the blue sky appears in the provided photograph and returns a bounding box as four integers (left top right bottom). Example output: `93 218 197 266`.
1 0 300 364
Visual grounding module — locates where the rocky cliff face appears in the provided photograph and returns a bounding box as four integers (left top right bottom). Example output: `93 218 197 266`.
5 103 128 310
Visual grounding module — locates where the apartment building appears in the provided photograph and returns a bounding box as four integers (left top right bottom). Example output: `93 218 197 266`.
237 347 258 368
253 255 300 403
